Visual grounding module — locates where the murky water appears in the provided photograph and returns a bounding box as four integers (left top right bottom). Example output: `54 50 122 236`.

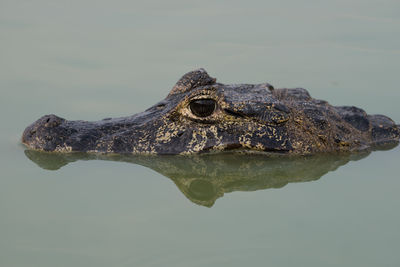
1 0 400 266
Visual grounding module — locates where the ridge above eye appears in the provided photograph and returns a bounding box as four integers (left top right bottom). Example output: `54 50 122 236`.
189 99 216 117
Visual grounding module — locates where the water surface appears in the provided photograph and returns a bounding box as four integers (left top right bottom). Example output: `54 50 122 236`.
1 0 400 266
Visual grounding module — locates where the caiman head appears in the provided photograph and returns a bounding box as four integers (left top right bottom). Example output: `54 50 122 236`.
22 69 399 154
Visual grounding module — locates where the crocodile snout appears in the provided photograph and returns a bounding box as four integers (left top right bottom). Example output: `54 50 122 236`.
22 114 68 151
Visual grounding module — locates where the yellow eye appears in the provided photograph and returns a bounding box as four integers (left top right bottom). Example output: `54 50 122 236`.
189 99 216 117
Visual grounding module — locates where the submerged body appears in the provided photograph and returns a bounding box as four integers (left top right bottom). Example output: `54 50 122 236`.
22 69 400 155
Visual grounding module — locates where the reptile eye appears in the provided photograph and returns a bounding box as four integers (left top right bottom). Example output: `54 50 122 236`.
189 99 216 117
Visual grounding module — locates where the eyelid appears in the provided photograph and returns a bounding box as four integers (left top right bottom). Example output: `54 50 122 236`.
188 94 218 108
190 96 216 102
188 88 217 100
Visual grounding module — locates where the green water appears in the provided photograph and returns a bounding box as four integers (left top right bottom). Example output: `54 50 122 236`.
1 0 400 266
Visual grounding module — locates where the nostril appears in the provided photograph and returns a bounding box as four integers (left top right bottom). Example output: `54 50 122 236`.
41 114 65 128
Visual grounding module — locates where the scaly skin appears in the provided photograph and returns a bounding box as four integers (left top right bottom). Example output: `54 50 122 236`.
22 69 400 155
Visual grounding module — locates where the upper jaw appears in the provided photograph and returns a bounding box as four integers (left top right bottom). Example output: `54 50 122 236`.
22 114 71 152
21 110 163 153
22 114 110 152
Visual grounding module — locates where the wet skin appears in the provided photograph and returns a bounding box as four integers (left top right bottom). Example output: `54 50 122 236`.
22 69 400 155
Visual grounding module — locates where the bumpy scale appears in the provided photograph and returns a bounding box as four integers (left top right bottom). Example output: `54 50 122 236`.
22 69 400 155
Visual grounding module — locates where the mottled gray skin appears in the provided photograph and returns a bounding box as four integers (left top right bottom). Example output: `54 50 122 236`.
22 69 400 155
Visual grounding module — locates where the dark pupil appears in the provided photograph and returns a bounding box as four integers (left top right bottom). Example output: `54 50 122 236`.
189 99 216 117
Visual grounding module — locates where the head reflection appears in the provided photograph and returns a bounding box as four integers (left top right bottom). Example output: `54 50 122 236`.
24 149 380 207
